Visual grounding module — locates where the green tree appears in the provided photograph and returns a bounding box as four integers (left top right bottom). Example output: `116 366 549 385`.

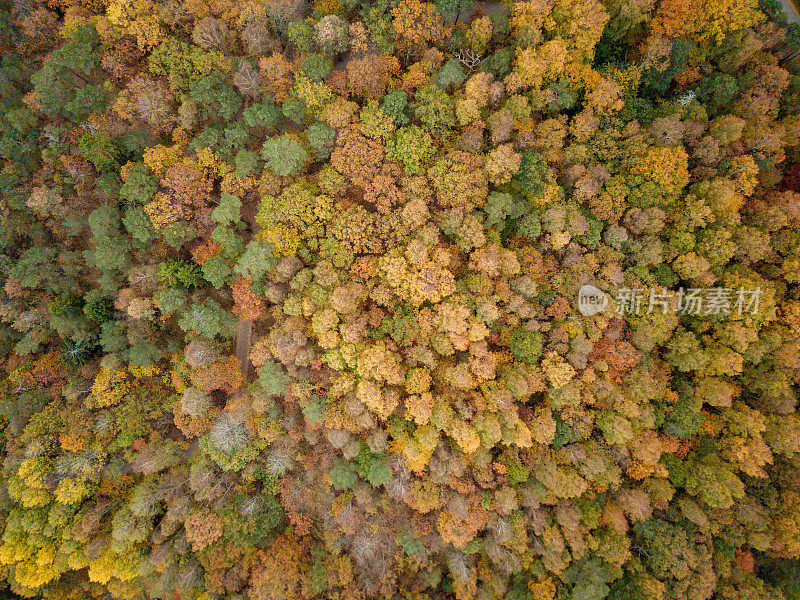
78 132 121 172
261 134 309 176
122 207 157 245
179 299 238 339
306 122 335 160
234 240 277 284
120 163 158 206
243 99 281 130
412 84 456 132
157 259 205 289
234 149 260 177
509 328 543 364
83 297 114 322
201 254 234 289
189 73 243 123
211 193 242 225
302 53 333 80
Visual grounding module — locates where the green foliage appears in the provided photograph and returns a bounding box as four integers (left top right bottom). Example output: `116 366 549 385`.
234 149 260 177
412 84 456 132
302 53 333 80
288 18 315 54
282 97 307 124
356 445 392 487
211 193 242 225
78 132 121 172
62 337 99 365
201 254 234 289
122 207 157 245
178 299 237 339
223 493 282 547
261 134 309 176
49 295 84 318
157 259 205 289
83 297 114 322
512 150 548 198
189 73 243 122
258 360 288 396
386 125 436 174
243 99 281 129
120 163 157 206
509 328 543 364
30 24 101 120
436 59 467 90
306 122 335 160
330 459 358 490
235 240 278 283
695 73 740 114
381 89 409 125
480 47 512 78
212 224 244 256
484 191 530 232
162 221 197 250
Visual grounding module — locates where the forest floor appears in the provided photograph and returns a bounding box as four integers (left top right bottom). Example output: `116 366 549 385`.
235 318 253 381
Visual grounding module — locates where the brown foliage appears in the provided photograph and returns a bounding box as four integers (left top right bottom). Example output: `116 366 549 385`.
233 61 264 99
249 534 310 600
330 126 384 189
231 277 266 320
19 8 60 55
127 75 176 131
191 356 244 394
102 36 146 80
185 511 224 551
346 54 394 101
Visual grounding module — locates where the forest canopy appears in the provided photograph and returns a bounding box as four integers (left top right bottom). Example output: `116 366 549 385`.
1 0 800 599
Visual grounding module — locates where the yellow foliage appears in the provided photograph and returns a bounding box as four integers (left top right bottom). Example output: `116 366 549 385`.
449 419 481 454
702 0 764 44
541 351 577 389
91 368 129 407
260 225 301 257
391 432 433 473
143 143 185 176
508 39 569 92
729 154 760 196
633 146 690 194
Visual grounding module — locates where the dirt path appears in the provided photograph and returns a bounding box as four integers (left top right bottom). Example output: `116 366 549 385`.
235 318 253 381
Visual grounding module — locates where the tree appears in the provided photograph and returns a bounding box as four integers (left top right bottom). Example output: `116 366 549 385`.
211 193 242 225
192 17 230 51
179 299 238 339
185 510 224 551
120 163 158 206
157 259 205 289
391 0 446 57
412 84 456 132
234 61 264 99
386 125 437 174
232 277 266 320
315 15 350 56
234 240 278 283
189 73 243 123
201 254 234 289
302 54 333 81
78 132 121 172
261 134 309 177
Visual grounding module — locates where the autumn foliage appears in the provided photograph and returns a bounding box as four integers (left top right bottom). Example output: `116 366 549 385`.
2 0 800 600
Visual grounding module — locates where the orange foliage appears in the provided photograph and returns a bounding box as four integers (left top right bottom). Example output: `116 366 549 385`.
231 277 266 320
191 356 244 394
